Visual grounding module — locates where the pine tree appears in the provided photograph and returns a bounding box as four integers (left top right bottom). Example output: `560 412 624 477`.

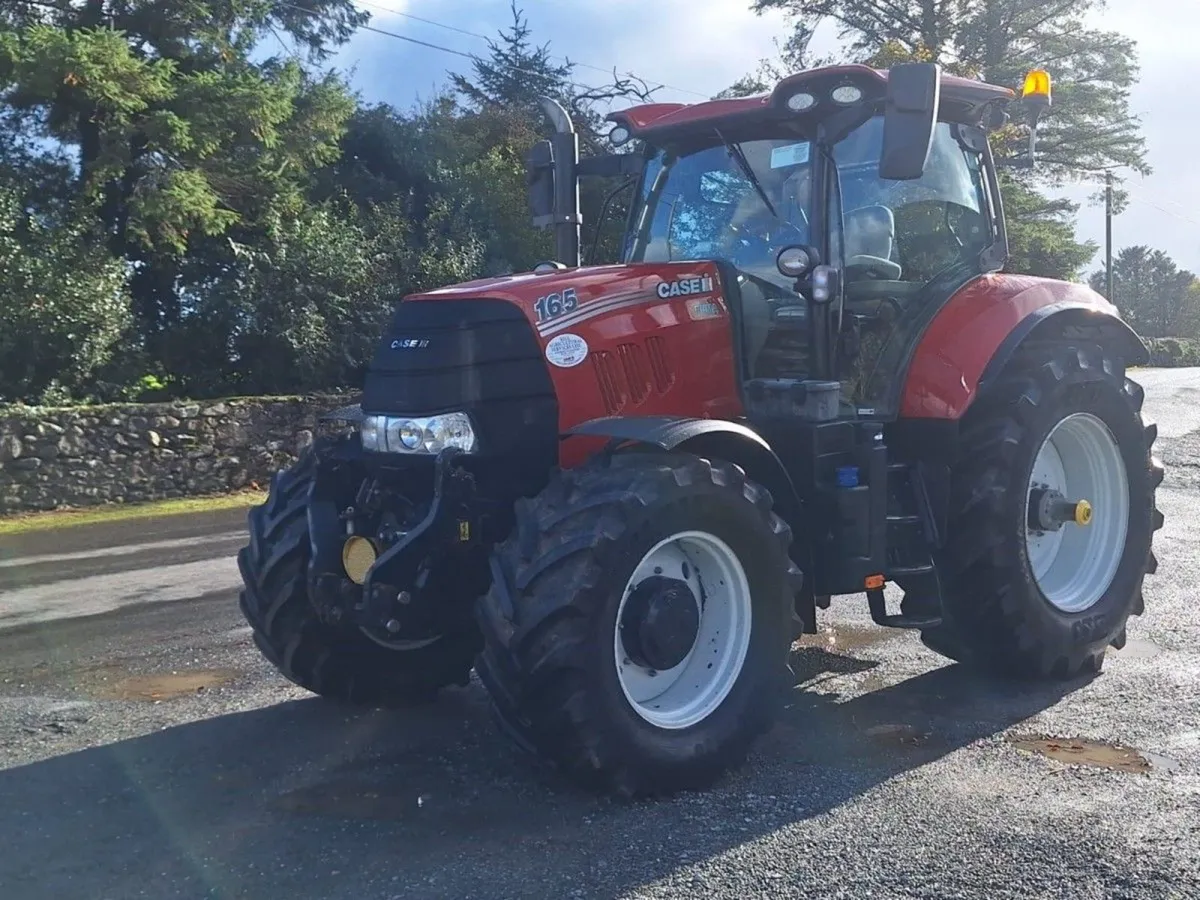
450 2 574 115
749 0 1148 181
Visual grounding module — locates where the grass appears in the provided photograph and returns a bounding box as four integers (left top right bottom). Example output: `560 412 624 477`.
0 489 266 536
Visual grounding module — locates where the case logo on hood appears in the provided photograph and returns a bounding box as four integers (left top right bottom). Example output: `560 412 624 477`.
656 276 714 299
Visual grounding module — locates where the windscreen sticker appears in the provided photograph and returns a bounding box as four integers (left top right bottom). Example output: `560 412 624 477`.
544 333 589 368
770 143 810 169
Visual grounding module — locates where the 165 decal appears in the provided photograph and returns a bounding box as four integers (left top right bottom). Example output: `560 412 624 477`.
534 287 579 324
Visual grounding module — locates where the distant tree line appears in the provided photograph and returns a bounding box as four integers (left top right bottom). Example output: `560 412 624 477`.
0 0 1192 405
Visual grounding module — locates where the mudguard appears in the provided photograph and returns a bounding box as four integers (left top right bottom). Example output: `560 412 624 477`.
977 300 1149 394
901 275 1149 420
565 414 804 540
566 415 774 453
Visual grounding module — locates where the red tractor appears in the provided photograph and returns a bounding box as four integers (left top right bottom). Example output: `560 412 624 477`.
237 63 1164 797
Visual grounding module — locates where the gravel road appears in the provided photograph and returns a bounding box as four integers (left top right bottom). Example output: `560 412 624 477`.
1 368 1199 900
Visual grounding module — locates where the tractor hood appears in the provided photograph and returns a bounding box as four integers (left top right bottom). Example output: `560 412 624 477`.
401 261 727 336
405 264 637 304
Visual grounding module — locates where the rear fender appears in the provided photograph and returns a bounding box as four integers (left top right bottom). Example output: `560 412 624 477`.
977 302 1149 395
901 276 1148 420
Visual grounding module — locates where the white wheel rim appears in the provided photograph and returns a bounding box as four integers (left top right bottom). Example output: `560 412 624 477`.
614 530 753 730
1025 412 1129 614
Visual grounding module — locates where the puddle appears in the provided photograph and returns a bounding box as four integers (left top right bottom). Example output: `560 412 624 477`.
1113 638 1162 659
792 624 890 653
91 669 239 701
1007 735 1180 775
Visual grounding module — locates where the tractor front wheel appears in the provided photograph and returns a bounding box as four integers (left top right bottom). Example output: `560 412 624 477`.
237 446 480 706
475 451 800 797
922 344 1163 679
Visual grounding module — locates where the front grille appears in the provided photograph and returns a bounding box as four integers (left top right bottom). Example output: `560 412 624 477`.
592 350 626 415
362 299 557 469
646 336 674 394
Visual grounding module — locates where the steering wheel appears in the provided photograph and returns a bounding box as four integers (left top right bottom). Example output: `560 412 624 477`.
844 254 903 282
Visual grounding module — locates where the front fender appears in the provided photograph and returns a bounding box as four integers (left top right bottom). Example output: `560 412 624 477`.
565 415 773 453
565 414 803 539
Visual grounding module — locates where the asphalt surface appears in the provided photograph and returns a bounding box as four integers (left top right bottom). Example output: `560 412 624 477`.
2 368 1199 900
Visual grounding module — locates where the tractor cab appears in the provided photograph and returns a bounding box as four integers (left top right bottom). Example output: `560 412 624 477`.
531 62 1049 419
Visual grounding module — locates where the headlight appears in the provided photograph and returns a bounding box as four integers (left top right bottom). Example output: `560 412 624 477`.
360 412 477 454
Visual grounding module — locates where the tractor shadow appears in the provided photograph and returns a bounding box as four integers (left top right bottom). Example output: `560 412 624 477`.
0 645 1089 900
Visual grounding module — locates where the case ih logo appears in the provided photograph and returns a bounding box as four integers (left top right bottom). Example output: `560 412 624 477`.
656 276 715 299
391 338 430 349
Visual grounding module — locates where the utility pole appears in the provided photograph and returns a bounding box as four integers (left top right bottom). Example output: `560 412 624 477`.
1105 169 1114 303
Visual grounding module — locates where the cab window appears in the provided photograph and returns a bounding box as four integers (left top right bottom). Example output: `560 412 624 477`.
834 117 991 287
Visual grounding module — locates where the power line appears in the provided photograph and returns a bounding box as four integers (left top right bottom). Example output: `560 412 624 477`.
1121 186 1200 228
1070 172 1200 229
274 0 656 109
349 0 710 98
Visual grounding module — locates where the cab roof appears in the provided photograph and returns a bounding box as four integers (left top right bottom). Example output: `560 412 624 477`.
607 64 1015 141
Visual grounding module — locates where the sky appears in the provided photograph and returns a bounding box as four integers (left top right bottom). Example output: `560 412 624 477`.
321 0 1200 276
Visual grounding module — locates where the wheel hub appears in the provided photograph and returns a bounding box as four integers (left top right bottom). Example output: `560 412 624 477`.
1028 486 1093 532
620 575 701 672
1024 412 1129 614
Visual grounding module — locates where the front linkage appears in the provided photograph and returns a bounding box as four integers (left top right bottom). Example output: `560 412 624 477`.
306 445 487 637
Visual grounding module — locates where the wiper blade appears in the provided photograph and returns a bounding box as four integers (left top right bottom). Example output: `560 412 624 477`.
716 128 778 220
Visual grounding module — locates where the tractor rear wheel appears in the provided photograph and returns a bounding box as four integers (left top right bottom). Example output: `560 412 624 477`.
475 451 800 797
237 446 480 706
921 343 1163 679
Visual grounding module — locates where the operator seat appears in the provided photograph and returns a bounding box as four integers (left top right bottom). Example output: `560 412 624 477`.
843 205 902 282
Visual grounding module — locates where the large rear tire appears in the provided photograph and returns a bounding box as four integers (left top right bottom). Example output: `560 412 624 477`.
920 344 1163 679
237 446 480 706
475 451 800 797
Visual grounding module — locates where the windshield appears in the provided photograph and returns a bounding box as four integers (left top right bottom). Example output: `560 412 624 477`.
624 137 815 290
623 116 993 390
624 117 989 291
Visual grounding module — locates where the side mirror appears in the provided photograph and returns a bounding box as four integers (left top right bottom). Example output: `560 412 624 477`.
527 139 555 226
776 244 820 280
879 62 941 181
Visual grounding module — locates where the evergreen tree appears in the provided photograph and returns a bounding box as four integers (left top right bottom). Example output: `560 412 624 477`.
749 0 1148 182
449 1 574 116
0 0 363 383
1089 246 1200 338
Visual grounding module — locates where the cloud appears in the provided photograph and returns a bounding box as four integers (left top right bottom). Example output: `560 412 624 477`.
333 0 1197 272
1050 1 1200 273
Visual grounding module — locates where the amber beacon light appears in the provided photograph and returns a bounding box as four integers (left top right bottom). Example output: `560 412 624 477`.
1018 68 1052 164
1021 69 1052 109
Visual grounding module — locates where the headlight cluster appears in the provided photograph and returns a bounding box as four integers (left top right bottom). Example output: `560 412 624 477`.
360 412 477 454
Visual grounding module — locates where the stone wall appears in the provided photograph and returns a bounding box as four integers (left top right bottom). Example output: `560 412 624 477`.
0 393 356 515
